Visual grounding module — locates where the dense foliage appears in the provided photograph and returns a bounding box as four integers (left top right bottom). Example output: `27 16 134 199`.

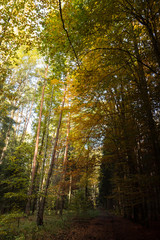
0 0 159 236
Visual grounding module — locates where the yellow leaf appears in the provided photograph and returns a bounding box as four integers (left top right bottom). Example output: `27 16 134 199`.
51 79 59 84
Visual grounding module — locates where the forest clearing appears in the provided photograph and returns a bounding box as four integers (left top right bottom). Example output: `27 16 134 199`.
0 0 160 239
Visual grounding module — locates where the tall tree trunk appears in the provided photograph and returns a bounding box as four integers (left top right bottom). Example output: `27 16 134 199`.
37 86 66 226
25 65 48 215
60 113 70 215
129 22 160 172
31 122 47 214
132 32 160 173
38 86 54 191
63 113 70 168
131 27 160 222
36 87 54 213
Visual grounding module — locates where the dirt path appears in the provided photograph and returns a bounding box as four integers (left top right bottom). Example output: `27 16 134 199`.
55 211 160 240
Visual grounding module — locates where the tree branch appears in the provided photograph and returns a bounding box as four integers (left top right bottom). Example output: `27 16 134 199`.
58 0 80 68
81 47 159 75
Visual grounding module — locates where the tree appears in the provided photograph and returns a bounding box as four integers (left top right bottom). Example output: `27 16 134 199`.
37 85 66 225
25 65 48 215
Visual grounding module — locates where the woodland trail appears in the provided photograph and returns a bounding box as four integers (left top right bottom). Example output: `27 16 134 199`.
55 210 160 240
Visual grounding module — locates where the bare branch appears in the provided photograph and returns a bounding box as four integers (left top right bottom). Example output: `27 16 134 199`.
58 0 80 68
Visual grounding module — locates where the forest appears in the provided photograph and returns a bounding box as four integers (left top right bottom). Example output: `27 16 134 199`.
0 0 160 239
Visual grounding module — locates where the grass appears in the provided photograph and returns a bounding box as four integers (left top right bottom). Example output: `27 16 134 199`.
0 209 99 240
0 210 84 240
73 208 100 220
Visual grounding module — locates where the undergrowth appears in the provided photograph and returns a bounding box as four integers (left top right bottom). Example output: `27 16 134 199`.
0 209 99 240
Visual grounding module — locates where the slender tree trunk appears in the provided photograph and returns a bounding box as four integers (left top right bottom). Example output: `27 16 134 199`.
38 87 54 191
20 96 35 144
63 113 70 168
68 174 72 204
0 130 10 163
0 108 15 163
14 109 20 135
60 113 70 215
37 86 66 226
16 106 24 137
119 85 136 175
36 87 54 213
25 65 48 215
32 122 47 214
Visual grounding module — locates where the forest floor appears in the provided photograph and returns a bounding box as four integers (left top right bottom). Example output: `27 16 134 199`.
54 210 160 240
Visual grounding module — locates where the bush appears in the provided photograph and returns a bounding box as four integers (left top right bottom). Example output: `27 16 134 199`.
69 190 94 213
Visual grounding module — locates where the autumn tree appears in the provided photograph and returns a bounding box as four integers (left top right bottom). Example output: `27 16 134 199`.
41 0 160 224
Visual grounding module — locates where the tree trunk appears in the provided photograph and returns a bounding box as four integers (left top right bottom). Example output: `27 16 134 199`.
0 108 15 163
25 65 48 215
132 31 160 173
0 130 10 163
68 174 72 204
37 86 66 226
60 113 70 215
32 123 47 214
38 87 54 191
20 95 35 144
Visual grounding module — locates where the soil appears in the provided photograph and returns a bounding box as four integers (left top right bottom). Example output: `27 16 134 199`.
55 210 160 240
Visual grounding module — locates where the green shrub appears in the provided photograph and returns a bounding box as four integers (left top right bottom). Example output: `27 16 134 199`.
69 190 94 212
